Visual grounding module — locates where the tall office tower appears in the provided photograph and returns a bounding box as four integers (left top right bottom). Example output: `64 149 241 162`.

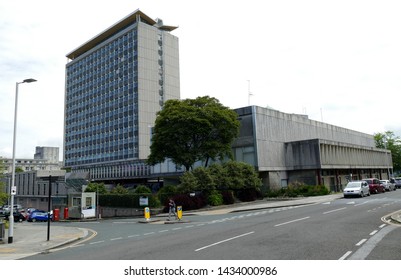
64 10 180 182
34 146 60 164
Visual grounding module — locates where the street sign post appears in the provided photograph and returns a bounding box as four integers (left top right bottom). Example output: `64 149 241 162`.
36 170 66 241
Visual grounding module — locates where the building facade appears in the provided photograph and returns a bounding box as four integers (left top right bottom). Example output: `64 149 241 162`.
1 146 62 174
34 146 60 164
64 10 180 183
232 106 392 192
3 170 82 214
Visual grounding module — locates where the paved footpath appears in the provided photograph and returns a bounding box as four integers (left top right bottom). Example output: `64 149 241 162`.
0 222 89 260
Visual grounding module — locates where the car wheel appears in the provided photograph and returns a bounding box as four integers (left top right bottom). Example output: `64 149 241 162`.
360 192 364 197
32 218 36 222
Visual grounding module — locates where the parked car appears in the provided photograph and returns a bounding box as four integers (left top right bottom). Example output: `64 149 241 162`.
27 210 52 222
25 208 38 220
364 178 385 194
0 205 11 215
394 177 401 189
343 181 370 198
380 180 396 191
4 211 26 222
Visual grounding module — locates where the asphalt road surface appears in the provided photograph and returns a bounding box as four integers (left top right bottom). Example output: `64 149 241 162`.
24 190 401 260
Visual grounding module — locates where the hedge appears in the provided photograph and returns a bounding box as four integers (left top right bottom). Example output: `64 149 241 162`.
99 194 160 208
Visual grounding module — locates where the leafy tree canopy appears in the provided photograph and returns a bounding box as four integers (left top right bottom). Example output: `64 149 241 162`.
110 184 129 194
147 96 240 170
0 157 8 205
374 131 401 173
85 182 108 194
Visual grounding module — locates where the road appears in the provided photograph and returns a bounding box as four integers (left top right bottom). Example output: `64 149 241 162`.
24 190 401 260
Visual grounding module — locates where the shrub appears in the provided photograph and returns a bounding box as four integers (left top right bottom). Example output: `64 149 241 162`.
157 185 178 205
163 193 207 212
134 185 152 194
99 193 160 208
265 188 286 198
265 184 330 198
221 190 235 204
236 188 262 202
207 190 224 206
308 185 330 196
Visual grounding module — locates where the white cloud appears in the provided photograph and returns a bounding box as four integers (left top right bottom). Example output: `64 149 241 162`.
1 0 401 159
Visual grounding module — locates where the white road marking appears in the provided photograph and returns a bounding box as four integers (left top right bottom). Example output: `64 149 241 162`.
274 216 310 227
356 239 367 246
348 225 396 260
70 244 85 248
90 240 105 245
354 201 369 207
339 251 353 260
110 237 123 241
195 231 255 252
369 230 378 236
323 207 347 215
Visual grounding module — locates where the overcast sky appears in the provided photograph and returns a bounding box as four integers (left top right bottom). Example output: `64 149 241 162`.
1 0 401 160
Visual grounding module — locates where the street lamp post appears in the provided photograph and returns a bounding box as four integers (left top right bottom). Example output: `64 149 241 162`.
384 138 391 179
8 78 37 244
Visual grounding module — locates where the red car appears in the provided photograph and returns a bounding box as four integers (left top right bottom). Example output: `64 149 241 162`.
364 178 385 194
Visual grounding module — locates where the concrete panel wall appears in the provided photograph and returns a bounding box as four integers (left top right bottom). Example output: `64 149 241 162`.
137 23 180 159
252 106 375 169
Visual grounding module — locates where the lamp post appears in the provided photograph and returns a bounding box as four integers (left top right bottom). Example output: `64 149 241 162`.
384 138 391 179
8 78 37 244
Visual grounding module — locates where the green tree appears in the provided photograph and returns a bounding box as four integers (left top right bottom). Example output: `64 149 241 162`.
221 161 262 190
110 184 129 194
133 185 152 194
374 131 401 173
192 166 216 193
0 157 8 205
85 182 108 194
147 96 240 171
177 171 198 193
15 166 24 173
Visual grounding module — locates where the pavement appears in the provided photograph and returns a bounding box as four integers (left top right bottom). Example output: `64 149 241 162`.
1 193 400 260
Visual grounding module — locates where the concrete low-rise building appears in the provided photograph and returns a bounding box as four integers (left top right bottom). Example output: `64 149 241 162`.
1 147 62 174
231 106 392 192
1 170 88 214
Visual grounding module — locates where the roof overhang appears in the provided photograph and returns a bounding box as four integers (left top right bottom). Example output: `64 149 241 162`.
66 9 176 60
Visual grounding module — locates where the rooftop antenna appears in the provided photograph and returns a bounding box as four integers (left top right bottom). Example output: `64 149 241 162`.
247 80 253 105
320 107 324 122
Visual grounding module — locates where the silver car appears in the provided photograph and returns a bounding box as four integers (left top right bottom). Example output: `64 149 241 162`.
343 181 370 198
380 180 396 191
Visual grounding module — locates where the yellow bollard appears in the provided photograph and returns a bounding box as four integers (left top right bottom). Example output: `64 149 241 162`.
144 207 150 221
177 206 182 220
